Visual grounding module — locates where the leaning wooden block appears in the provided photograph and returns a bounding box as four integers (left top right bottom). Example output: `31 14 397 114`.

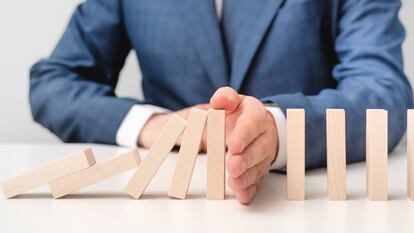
206 109 226 200
49 149 141 198
169 108 207 199
287 109 305 200
408 110 414 200
326 109 347 200
124 114 187 199
1 148 96 199
366 109 388 201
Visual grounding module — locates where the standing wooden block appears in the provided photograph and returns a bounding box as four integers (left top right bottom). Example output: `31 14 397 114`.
408 110 414 200
1 148 96 198
366 109 388 201
206 109 226 200
49 149 141 198
124 114 187 199
169 108 207 199
287 109 305 200
326 109 347 200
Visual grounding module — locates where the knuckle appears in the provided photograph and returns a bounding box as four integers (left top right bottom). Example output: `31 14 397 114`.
227 156 243 177
233 176 245 189
228 135 245 155
242 152 251 168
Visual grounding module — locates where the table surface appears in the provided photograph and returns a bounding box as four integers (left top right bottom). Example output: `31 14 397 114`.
0 143 413 233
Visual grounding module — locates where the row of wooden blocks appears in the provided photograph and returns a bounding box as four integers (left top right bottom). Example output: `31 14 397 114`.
287 109 414 201
3 108 414 201
1 108 226 200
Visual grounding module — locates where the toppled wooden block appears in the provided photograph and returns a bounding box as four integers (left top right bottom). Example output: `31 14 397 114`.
124 114 187 199
1 148 96 198
49 149 141 198
169 108 207 199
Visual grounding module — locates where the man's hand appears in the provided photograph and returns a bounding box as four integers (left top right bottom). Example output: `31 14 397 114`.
137 104 210 151
137 87 278 204
210 87 279 204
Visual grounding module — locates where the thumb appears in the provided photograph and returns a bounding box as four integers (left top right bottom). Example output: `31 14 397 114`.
210 87 242 112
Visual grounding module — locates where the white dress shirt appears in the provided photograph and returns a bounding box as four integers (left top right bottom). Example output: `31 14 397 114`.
116 0 287 170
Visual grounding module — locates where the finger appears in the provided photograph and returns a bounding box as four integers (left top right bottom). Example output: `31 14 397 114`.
227 131 272 177
210 87 242 112
228 156 272 191
235 184 257 205
228 166 258 192
228 97 267 154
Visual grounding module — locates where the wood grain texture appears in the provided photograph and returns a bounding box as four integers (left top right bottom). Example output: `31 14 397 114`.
1 148 96 198
49 149 141 198
287 109 305 200
206 109 225 200
366 109 388 201
169 108 207 199
326 109 347 200
408 110 414 200
124 114 187 199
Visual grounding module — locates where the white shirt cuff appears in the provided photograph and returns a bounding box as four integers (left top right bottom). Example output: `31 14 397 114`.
265 106 287 170
116 104 170 147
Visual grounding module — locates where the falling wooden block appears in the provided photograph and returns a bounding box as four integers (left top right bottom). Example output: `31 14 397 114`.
49 149 141 198
366 109 388 201
408 110 414 200
206 109 226 200
1 148 96 198
287 109 305 200
124 114 187 199
326 109 347 200
169 108 207 199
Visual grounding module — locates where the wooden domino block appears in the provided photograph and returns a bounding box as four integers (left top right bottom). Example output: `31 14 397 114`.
124 114 187 199
408 110 414 200
1 148 96 198
168 108 207 199
206 109 225 200
366 109 388 201
326 109 347 200
49 149 141 198
287 109 305 200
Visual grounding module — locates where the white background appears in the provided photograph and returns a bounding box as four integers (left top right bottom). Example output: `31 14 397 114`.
0 0 413 143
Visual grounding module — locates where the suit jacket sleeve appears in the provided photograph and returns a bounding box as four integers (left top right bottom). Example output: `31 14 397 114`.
30 0 139 144
262 0 413 169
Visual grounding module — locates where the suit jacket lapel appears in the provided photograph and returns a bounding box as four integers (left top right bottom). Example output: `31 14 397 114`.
177 0 229 90
227 0 285 91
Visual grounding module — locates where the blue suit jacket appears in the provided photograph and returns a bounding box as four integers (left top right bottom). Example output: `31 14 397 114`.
30 0 413 169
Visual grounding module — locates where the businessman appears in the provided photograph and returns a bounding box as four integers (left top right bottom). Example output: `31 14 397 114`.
30 0 413 204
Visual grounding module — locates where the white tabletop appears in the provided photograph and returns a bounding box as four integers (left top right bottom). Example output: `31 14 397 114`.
0 143 413 233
